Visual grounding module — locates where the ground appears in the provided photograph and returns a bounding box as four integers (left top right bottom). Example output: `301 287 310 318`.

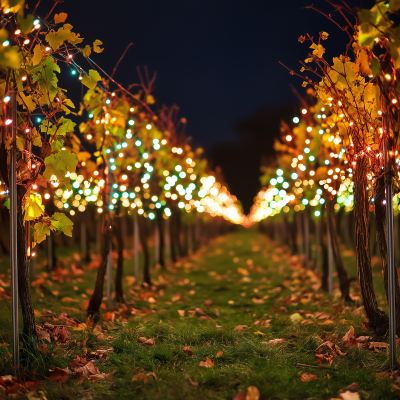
0 227 397 400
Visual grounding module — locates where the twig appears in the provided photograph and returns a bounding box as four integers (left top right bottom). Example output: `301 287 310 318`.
294 362 338 371
111 43 134 79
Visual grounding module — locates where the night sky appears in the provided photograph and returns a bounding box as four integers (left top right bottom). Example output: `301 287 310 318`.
30 0 375 212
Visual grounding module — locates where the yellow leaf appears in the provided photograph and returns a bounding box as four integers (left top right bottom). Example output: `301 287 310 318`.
310 43 325 58
216 350 224 357
321 32 329 40
93 39 104 53
254 331 266 335
31 44 43 66
237 267 249 276
290 313 304 322
24 195 44 221
54 13 68 24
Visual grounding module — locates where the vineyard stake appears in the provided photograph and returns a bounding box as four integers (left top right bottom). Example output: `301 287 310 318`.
383 96 397 369
10 91 19 374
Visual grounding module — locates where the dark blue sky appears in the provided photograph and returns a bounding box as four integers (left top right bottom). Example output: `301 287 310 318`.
32 0 372 147
30 0 374 210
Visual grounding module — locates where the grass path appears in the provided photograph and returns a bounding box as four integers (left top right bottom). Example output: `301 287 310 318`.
0 227 397 399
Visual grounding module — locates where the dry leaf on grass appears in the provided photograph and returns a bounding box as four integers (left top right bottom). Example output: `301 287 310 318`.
199 357 214 368
188 377 198 387
315 341 347 365
137 337 155 347
300 373 318 382
233 386 260 400
183 346 193 356
262 339 285 345
48 367 72 384
89 372 113 382
234 325 248 331
61 297 79 303
178 310 185 317
216 350 224 358
74 361 99 382
340 391 360 400
132 372 157 384
338 382 358 394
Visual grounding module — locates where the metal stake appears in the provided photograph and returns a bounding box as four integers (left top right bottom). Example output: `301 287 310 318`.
47 234 53 271
164 217 170 261
327 215 333 296
134 211 139 285
155 221 160 266
106 165 113 308
315 217 320 272
81 219 86 257
383 96 397 369
304 210 310 267
9 91 19 374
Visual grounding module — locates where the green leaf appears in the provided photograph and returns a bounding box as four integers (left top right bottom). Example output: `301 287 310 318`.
81 69 101 89
371 57 380 77
34 222 50 243
31 44 43 66
50 212 73 237
81 45 91 58
24 195 45 221
17 8 34 34
4 198 10 209
43 149 78 190
45 24 74 51
93 39 104 53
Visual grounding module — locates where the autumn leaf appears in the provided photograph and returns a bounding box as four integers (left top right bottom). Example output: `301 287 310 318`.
300 373 318 382
216 349 224 357
48 367 71 384
54 13 68 24
298 35 306 43
321 31 329 40
81 45 91 58
61 297 78 303
234 325 248 331
50 213 73 237
199 357 214 368
183 346 193 356
237 267 249 276
262 338 285 345
81 69 102 89
246 386 260 400
24 195 44 221
93 39 104 53
310 43 325 58
340 391 360 400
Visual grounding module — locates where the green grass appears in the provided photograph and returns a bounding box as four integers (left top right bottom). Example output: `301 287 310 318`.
0 227 397 399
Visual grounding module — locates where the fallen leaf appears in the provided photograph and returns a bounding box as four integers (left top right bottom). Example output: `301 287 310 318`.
237 268 249 276
37 343 50 354
183 346 193 356
290 313 304 322
199 357 214 368
362 318 369 330
178 310 185 317
61 297 79 303
79 300 89 311
48 367 71 384
262 338 285 345
338 382 358 394
89 372 113 382
300 373 318 382
234 325 248 331
75 361 99 382
246 386 260 400
340 391 360 400
216 350 224 357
